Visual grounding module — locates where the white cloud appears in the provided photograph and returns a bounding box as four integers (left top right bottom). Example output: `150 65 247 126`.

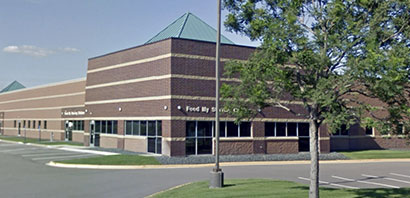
3 45 54 57
3 45 80 57
60 47 80 52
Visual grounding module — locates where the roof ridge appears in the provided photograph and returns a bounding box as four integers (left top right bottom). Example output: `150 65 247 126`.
187 13 234 44
145 13 187 44
177 12 190 38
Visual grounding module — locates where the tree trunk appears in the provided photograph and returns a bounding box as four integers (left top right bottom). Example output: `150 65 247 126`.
309 120 319 198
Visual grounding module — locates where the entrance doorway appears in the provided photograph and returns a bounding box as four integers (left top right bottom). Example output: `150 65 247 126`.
186 121 213 155
298 123 310 152
18 121 21 136
147 121 162 154
65 121 73 141
89 120 100 147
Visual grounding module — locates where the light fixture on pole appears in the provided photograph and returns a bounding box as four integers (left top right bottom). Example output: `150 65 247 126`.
209 0 224 188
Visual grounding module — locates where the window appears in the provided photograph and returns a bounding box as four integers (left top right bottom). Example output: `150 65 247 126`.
265 122 310 137
265 122 275 136
125 121 132 135
240 122 251 137
124 120 162 137
219 122 226 137
141 121 147 136
23 120 26 128
276 123 286 136
287 123 297 136
95 121 101 133
44 121 47 129
93 120 117 134
28 121 31 128
333 125 348 136
298 123 310 137
219 121 251 137
33 121 36 129
365 127 373 135
397 124 404 135
132 121 140 135
186 121 213 155
148 121 156 136
124 120 162 154
68 120 84 131
38 121 41 129
14 120 16 128
226 122 238 137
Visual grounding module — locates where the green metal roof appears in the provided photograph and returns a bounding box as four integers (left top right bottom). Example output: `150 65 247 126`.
0 80 25 93
145 12 235 45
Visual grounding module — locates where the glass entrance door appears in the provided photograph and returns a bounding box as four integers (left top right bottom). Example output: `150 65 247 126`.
65 121 73 141
186 121 213 155
147 121 162 154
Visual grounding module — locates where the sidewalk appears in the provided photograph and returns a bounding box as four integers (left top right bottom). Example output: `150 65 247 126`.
47 158 410 170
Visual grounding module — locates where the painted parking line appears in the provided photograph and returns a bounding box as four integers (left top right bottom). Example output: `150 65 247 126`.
332 175 400 189
297 177 359 189
31 154 97 161
0 148 35 153
22 152 84 157
362 174 410 184
11 149 48 154
390 173 410 179
7 148 40 153
58 147 118 156
0 143 23 147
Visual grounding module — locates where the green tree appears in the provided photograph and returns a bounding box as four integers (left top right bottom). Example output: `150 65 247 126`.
222 1 409 197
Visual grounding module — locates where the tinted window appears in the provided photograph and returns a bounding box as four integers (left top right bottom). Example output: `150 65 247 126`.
240 122 251 137
107 121 112 134
265 122 275 136
125 121 132 135
140 121 147 136
365 127 373 135
227 122 238 137
298 123 310 136
157 121 162 136
340 125 348 135
186 121 196 137
288 123 297 136
113 121 118 134
219 122 226 137
197 121 212 137
132 121 140 135
185 138 196 155
276 123 286 136
148 121 156 136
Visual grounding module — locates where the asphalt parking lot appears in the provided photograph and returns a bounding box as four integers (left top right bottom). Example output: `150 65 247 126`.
0 140 111 163
1 140 410 198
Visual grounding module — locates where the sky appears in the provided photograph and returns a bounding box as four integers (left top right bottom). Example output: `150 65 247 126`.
0 0 259 89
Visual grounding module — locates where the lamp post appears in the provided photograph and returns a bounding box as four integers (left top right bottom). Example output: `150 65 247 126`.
210 0 224 188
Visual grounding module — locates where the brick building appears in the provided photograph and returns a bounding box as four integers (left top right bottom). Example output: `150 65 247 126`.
0 13 408 156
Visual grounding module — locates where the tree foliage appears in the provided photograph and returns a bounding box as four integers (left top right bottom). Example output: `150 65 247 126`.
222 0 409 134
221 1 409 197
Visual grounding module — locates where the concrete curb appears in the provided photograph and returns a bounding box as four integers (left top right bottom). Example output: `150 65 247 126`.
47 158 410 170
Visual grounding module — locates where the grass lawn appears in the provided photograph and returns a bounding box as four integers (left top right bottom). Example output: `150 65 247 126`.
340 149 410 159
0 135 83 146
55 154 161 165
152 179 410 198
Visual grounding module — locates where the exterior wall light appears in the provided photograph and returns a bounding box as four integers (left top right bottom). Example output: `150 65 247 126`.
163 106 168 110
177 105 182 110
118 107 122 112
85 109 88 113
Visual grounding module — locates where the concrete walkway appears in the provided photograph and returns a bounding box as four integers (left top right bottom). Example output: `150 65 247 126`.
48 158 410 170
